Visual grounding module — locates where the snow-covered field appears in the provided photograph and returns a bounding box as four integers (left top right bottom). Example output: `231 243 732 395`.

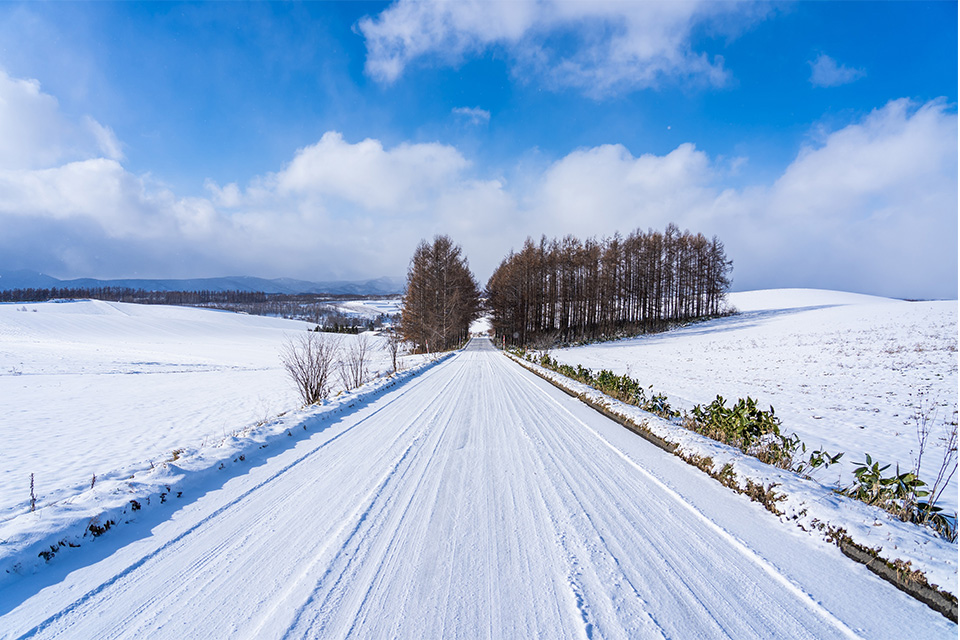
333 297 402 319
0 300 417 521
0 339 953 637
552 289 959 515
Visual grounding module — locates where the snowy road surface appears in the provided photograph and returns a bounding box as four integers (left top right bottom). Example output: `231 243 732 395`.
0 338 953 638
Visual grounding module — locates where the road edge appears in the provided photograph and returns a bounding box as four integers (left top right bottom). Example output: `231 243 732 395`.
503 350 958 623
0 351 458 586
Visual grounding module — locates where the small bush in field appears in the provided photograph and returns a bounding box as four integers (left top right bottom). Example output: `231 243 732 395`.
280 332 342 405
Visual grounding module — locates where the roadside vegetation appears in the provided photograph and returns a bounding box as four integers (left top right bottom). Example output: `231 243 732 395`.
522 348 958 542
281 330 408 407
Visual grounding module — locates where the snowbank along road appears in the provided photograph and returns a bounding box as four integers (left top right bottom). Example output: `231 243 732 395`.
0 338 954 638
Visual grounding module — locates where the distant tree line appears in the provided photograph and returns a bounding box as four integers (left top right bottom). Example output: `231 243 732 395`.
401 235 481 352
0 287 395 330
486 224 732 346
0 287 269 305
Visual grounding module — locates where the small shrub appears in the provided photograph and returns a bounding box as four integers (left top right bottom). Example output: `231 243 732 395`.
841 454 957 541
39 545 58 562
635 386 679 420
794 445 844 478
687 396 796 468
88 519 115 537
280 332 342 405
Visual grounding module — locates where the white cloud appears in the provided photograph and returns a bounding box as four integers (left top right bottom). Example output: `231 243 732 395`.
533 142 717 237
514 99 957 299
453 106 491 125
83 116 124 161
358 0 769 96
0 70 70 169
0 68 121 169
270 132 469 211
809 54 865 88
0 64 954 298
748 99 957 297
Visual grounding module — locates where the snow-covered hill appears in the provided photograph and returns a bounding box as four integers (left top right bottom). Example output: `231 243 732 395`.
554 288 959 515
727 287 905 311
0 300 413 522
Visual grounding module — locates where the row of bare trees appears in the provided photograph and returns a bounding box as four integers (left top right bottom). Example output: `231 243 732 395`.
486 224 732 346
401 235 481 352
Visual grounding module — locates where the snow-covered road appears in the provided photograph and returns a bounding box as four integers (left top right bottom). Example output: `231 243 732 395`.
0 338 953 638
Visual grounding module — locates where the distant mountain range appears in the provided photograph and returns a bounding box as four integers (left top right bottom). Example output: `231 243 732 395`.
0 270 404 296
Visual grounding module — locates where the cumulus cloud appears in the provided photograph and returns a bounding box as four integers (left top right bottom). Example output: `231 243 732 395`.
453 106 491 125
0 70 506 280
358 0 769 96
271 132 469 211
809 53 865 88
747 99 957 297
506 99 957 299
535 142 715 234
0 65 954 298
0 69 120 169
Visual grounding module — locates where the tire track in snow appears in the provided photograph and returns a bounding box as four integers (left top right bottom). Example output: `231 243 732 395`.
268 357 472 638
4 339 952 638
505 368 668 639
12 359 461 639
166 357 469 639
509 359 863 640
479 354 589 639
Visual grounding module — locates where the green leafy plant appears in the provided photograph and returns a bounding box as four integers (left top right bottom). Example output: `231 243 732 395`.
841 454 956 541
636 386 680 419
532 354 678 420
793 445 844 477
518 350 957 542
687 396 796 467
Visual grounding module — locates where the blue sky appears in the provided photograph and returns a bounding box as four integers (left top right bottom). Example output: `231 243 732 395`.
0 1 956 299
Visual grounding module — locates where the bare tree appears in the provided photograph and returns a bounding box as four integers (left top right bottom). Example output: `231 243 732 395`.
339 333 373 391
385 329 404 372
280 332 342 405
487 225 733 347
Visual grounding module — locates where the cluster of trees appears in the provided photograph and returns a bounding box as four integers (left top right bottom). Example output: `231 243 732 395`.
400 235 481 352
486 224 732 346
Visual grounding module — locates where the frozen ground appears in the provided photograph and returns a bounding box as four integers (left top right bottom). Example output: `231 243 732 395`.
0 300 417 521
552 289 959 515
0 338 953 638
